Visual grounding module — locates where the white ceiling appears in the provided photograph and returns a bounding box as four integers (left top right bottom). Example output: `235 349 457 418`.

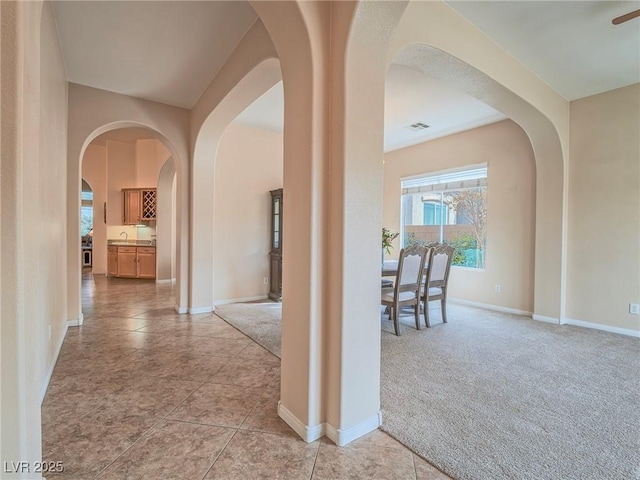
52 1 257 108
53 1 639 150
232 66 508 152
445 1 640 100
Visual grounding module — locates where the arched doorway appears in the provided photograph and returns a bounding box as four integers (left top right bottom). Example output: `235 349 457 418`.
69 118 187 325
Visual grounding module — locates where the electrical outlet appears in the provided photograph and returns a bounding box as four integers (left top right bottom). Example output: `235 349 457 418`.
264 277 269 285
494 284 501 293
630 303 640 315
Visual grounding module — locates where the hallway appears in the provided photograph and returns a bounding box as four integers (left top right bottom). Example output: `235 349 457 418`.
41 271 450 479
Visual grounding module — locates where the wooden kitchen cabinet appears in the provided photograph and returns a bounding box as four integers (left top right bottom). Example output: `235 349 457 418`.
108 246 119 276
108 245 155 278
123 189 141 225
117 246 138 277
122 188 157 225
137 247 156 278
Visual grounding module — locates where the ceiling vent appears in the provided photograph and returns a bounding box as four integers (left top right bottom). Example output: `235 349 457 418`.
407 122 430 131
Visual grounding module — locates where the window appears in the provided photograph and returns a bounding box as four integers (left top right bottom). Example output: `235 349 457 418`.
81 190 93 236
401 165 487 269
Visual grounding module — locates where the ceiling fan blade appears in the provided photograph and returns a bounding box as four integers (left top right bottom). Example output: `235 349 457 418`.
612 9 640 25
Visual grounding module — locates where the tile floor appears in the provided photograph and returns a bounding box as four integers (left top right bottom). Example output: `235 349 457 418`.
42 270 452 479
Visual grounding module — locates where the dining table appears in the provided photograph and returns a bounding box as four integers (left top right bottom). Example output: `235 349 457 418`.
382 260 399 277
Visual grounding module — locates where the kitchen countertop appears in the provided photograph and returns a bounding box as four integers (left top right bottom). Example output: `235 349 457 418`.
107 240 155 247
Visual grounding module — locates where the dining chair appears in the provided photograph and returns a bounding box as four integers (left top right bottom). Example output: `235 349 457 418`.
421 244 454 327
381 245 428 335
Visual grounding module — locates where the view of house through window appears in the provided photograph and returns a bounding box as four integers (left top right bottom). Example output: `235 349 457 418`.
81 180 93 236
401 165 487 269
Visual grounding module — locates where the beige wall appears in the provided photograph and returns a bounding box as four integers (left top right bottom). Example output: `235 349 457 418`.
1 0 68 466
213 123 283 303
106 140 136 225
384 120 536 312
157 158 177 282
568 84 640 332
82 145 108 273
135 138 171 187
38 0 69 397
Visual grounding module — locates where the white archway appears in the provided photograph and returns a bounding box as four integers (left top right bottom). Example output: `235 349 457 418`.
156 156 177 283
69 115 188 324
388 3 569 321
190 56 282 312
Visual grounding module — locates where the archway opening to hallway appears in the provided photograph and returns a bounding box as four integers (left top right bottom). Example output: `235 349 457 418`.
213 81 284 307
79 125 181 314
189 55 283 315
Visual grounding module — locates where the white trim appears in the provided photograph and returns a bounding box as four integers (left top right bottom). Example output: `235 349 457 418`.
448 297 532 316
214 295 269 306
40 321 70 404
564 318 640 338
174 304 188 314
277 401 325 443
532 314 560 324
67 312 84 327
325 411 383 447
188 306 214 314
155 278 175 284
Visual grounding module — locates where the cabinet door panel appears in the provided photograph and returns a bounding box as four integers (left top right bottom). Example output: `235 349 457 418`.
123 190 141 225
118 252 138 277
137 252 156 278
108 252 118 276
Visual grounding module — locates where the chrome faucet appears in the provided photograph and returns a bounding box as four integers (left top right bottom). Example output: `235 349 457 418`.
120 231 128 241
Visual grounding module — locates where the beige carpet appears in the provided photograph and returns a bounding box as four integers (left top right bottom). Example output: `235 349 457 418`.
215 301 640 480
215 302 282 357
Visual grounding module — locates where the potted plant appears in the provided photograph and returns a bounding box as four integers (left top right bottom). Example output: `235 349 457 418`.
382 227 399 264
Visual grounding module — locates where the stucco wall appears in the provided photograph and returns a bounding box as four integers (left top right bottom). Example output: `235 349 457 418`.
213 123 283 303
135 138 171 187
38 0 70 396
383 120 536 313
568 84 640 332
1 0 68 465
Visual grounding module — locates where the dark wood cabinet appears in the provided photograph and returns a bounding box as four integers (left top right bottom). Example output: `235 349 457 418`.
269 189 283 301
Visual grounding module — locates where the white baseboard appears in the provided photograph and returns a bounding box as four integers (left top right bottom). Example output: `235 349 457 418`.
155 278 175 284
563 317 640 338
325 411 383 447
277 402 325 443
40 320 70 403
67 312 84 327
449 298 639 337
188 306 214 314
532 314 560 324
448 297 532 317
214 295 269 306
174 304 188 314
277 401 382 446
